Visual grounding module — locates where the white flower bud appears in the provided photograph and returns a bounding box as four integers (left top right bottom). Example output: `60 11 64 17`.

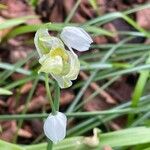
60 26 93 52
43 112 67 144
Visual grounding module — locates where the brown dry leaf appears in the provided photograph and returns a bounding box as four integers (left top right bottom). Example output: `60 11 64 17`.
16 96 47 113
0 0 41 24
137 0 147 3
103 22 119 42
64 0 86 23
16 89 74 113
114 0 128 11
60 90 75 106
10 48 29 62
80 71 116 104
8 37 33 63
103 145 113 150
0 0 29 18
11 73 26 80
20 82 33 94
0 99 7 107
0 121 11 130
107 76 134 102
0 121 32 140
105 17 145 43
37 0 64 22
35 84 46 97
83 89 113 111
80 2 93 18
94 36 108 44
0 121 17 142
108 121 122 130
6 97 16 113
145 39 150 44
18 128 32 138
109 116 126 130
29 120 43 136
72 12 87 23
137 8 150 29
93 0 107 15
50 2 64 22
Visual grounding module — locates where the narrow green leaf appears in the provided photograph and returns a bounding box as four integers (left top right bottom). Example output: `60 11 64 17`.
0 140 24 150
100 127 150 148
0 16 36 30
0 88 12 95
0 127 150 150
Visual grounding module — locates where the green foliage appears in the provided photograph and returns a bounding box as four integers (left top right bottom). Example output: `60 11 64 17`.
0 127 150 150
0 2 150 150
0 88 12 95
0 16 36 30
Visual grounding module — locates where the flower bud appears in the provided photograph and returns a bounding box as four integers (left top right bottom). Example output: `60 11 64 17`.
44 112 67 144
60 26 93 52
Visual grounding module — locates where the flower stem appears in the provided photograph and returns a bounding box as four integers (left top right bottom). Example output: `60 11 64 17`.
45 74 56 115
47 140 53 150
45 74 56 150
54 81 60 111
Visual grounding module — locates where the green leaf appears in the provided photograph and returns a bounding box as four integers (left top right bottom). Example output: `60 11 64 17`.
0 127 149 150
0 88 12 95
0 16 36 30
144 148 150 150
99 127 150 148
0 140 24 150
8 23 113 39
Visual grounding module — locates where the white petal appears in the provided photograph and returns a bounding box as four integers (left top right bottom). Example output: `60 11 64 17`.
34 28 64 57
44 112 67 144
39 55 63 75
34 28 51 57
60 26 93 52
51 74 72 89
50 51 80 89
65 51 80 80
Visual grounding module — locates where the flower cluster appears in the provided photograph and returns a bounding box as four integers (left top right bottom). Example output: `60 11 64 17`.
34 26 92 144
34 26 93 89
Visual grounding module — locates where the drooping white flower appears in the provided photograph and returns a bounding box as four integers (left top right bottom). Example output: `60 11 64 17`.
34 26 92 88
44 112 67 144
34 28 80 88
60 26 93 51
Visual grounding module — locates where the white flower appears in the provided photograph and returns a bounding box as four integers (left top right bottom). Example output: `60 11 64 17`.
60 26 93 51
34 28 80 88
44 112 67 144
34 26 92 88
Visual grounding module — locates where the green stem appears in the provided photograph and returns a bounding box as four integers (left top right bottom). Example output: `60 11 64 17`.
54 81 60 111
47 140 53 150
45 74 57 150
0 102 150 120
45 74 56 115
